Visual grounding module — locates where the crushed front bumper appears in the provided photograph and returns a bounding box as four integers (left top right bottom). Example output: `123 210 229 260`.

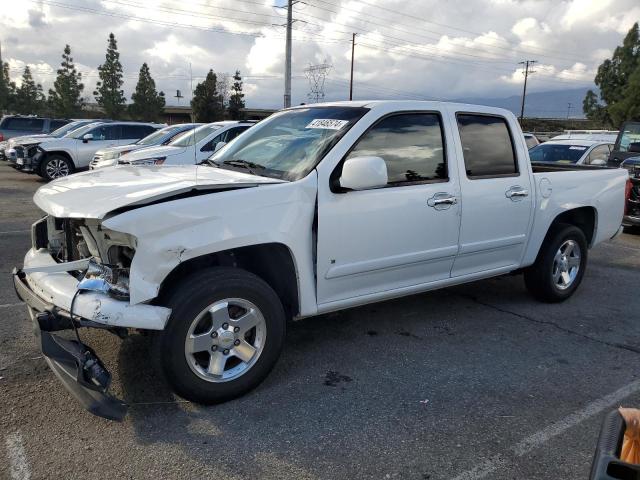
14 269 128 421
13 249 171 420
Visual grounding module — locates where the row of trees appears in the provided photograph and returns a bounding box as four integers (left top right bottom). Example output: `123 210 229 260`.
0 32 246 122
583 22 640 127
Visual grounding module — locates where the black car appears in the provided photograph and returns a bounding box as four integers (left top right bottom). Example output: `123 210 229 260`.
621 156 640 231
609 121 640 168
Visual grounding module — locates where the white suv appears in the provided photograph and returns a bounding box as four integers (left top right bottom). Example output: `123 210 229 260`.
118 121 255 166
34 121 165 180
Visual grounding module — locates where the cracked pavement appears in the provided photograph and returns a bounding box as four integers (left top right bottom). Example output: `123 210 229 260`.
1 162 640 480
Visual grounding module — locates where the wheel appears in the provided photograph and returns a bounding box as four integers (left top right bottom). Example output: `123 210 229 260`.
40 154 74 180
153 267 286 404
524 224 588 302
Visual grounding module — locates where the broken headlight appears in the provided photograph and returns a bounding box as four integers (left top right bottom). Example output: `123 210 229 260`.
78 258 130 299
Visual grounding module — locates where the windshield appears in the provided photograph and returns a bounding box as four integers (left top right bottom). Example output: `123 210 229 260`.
136 126 181 145
69 123 103 139
170 124 221 147
51 121 86 138
529 143 589 164
208 106 368 180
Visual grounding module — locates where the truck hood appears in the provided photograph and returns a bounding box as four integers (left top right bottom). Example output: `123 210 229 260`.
34 165 285 219
119 145 186 162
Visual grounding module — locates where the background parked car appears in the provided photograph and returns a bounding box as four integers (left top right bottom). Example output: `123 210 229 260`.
0 115 71 142
5 119 102 166
118 120 255 166
621 157 640 232
32 121 166 180
609 121 640 168
90 123 202 170
524 133 541 149
528 139 614 166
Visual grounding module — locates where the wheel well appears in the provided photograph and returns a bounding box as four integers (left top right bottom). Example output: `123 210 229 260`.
43 151 75 168
157 243 300 319
549 207 596 246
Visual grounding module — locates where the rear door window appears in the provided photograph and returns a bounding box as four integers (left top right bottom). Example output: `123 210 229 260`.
3 117 45 132
122 125 156 140
49 120 69 131
457 114 518 178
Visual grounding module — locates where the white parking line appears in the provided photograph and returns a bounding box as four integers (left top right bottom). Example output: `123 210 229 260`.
0 302 23 309
0 230 30 235
452 379 640 480
5 431 31 480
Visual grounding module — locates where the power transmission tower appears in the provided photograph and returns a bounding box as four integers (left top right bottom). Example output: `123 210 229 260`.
518 60 536 121
284 0 293 108
349 33 356 101
305 62 331 103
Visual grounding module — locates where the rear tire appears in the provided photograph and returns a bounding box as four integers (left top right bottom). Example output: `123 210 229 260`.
524 224 588 303
40 154 74 181
153 267 286 404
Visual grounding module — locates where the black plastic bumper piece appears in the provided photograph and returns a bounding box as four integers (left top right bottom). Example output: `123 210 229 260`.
590 410 640 480
13 269 128 421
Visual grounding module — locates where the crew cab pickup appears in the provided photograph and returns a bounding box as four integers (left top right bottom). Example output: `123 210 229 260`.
13 101 628 420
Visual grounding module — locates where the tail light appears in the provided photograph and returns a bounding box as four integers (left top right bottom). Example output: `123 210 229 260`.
0 133 4 142
625 178 632 215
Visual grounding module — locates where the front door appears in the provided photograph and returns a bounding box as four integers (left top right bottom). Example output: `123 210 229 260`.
77 125 121 168
451 113 533 277
316 111 461 306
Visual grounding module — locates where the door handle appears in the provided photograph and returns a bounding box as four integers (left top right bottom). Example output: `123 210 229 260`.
505 186 529 200
428 193 458 210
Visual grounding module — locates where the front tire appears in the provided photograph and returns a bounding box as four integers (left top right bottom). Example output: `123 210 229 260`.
40 154 74 180
524 224 588 302
154 267 286 404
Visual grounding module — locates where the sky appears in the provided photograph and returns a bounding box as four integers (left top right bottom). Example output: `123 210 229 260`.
1 0 639 112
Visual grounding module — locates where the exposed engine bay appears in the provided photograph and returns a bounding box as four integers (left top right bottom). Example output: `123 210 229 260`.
32 214 136 298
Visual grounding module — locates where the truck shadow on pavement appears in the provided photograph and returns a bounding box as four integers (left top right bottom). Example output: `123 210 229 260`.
113 265 640 479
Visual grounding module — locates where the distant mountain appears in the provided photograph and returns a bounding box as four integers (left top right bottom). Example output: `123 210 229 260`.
453 87 593 119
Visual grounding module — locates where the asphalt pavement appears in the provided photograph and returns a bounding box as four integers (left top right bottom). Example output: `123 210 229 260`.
1 162 639 480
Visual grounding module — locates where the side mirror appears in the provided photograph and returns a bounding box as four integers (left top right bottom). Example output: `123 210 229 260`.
629 142 640 153
339 156 388 190
214 141 227 152
82 133 94 143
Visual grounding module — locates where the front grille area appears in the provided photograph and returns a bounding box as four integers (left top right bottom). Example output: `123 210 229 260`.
629 180 640 218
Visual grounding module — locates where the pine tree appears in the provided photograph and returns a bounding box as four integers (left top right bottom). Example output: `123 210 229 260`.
190 69 224 122
228 70 245 120
48 44 84 118
583 22 640 125
129 63 165 121
93 33 126 119
0 61 16 114
14 66 45 115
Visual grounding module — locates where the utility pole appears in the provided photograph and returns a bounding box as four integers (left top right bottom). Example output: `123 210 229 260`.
567 102 572 119
518 60 536 121
284 0 293 108
349 33 356 101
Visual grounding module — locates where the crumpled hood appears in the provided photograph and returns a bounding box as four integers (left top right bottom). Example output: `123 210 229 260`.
9 134 52 147
34 165 284 219
119 145 186 162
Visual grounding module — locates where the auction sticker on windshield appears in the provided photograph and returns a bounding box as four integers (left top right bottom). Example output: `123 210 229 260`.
306 119 349 130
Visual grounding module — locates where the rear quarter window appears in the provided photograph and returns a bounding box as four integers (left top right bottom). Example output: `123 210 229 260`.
457 114 518 178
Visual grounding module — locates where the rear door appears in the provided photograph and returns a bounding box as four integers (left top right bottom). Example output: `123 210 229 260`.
316 111 461 305
450 112 533 277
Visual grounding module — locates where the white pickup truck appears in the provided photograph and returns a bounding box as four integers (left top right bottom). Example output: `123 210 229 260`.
13 101 627 420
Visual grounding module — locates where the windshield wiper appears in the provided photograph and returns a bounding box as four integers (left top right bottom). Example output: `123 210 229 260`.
220 159 265 175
